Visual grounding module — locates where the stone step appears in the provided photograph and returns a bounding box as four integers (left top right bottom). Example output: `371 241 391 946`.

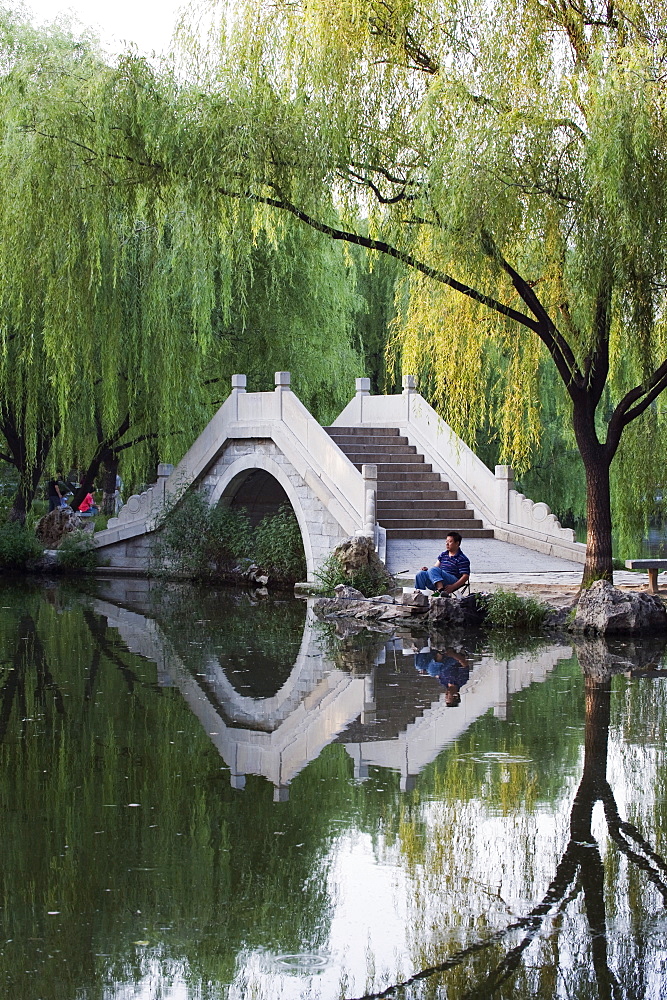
377 500 467 512
377 489 458 501
347 453 426 466
361 463 434 474
325 426 401 437
336 444 419 456
327 434 412 448
380 514 479 529
374 470 442 482
386 526 493 539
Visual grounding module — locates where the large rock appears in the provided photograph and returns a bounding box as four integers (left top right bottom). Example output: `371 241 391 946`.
429 592 488 628
570 580 667 635
399 589 430 608
35 506 88 548
330 536 395 591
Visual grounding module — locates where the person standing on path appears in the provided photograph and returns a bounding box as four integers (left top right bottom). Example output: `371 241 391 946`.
47 477 63 512
414 531 470 595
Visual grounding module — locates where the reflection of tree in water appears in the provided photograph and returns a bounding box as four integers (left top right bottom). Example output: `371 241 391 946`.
347 644 667 1000
0 583 349 996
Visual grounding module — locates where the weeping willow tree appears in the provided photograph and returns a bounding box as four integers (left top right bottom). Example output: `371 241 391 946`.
10 2 667 578
0 12 363 521
176 0 667 585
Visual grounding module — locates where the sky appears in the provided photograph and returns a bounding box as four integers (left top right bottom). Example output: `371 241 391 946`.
23 0 193 56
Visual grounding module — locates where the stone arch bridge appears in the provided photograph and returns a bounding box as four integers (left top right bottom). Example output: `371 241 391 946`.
94 373 585 580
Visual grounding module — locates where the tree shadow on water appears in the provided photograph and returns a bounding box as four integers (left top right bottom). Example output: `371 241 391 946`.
346 636 667 1000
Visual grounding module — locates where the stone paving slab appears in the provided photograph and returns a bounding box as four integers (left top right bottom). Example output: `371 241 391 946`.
387 537 662 593
387 537 584 575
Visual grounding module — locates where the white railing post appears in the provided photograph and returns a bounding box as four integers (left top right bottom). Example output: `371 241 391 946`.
402 374 417 423
155 463 174 507
495 464 513 523
359 463 377 537
231 373 246 420
275 371 291 418
355 377 371 424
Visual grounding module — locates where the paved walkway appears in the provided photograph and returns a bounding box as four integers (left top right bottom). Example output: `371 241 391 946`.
387 537 654 591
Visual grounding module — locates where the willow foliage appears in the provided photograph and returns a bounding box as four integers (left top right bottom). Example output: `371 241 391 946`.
173 0 667 563
0 11 362 505
7 2 667 565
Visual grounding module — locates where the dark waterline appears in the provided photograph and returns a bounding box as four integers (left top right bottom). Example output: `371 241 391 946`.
1 577 666 999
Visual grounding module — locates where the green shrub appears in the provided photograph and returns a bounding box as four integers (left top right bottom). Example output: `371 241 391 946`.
57 530 98 571
254 505 306 581
207 503 254 565
0 521 42 569
152 490 305 584
152 489 219 577
485 588 548 630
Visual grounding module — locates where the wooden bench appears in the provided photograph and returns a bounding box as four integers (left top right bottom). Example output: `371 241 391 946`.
625 559 667 594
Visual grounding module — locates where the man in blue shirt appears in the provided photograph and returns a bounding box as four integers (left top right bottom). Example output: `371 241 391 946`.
414 531 470 595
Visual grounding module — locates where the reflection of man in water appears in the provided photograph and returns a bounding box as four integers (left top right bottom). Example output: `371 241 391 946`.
416 648 470 707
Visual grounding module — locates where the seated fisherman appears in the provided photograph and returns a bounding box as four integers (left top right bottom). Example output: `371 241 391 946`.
414 531 470 595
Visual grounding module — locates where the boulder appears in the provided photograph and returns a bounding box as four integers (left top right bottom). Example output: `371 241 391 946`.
333 584 367 601
399 589 430 608
570 580 667 634
330 536 395 591
429 592 488 628
35 506 87 548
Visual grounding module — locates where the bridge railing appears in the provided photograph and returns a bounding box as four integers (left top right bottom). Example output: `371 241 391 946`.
94 373 377 570
333 376 586 563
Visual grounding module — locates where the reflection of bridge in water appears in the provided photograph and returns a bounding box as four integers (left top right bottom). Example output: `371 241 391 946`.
95 594 572 801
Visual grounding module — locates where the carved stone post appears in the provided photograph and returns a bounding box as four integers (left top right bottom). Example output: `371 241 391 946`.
155 463 174 507
402 374 417 423
275 371 291 418
495 464 514 523
355 377 371 423
231 373 246 420
360 463 377 538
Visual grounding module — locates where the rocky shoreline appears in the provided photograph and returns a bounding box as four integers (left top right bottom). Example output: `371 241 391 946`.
314 579 667 636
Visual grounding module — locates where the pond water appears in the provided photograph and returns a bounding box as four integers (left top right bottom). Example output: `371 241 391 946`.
1 577 666 1000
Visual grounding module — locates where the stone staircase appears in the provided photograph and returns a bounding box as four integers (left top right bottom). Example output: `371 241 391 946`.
325 427 493 540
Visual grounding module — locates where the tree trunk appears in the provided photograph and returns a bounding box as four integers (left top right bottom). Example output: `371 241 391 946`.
1 406 55 525
582 456 614 586
573 400 614 586
101 451 119 516
70 415 130 511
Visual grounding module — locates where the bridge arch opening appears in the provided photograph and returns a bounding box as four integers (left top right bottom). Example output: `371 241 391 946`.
208 455 317 580
215 466 309 579
223 469 293 527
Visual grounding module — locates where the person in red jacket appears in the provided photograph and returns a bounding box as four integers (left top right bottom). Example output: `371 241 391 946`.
79 492 98 514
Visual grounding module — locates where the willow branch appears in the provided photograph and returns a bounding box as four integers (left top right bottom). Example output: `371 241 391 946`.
480 228 582 386
606 359 667 454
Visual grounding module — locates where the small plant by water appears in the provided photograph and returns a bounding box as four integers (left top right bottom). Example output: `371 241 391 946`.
0 521 42 569
57 530 98 571
485 588 548 630
314 551 393 597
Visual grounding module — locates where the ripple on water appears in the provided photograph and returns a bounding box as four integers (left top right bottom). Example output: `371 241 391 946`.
458 751 534 764
274 953 328 973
